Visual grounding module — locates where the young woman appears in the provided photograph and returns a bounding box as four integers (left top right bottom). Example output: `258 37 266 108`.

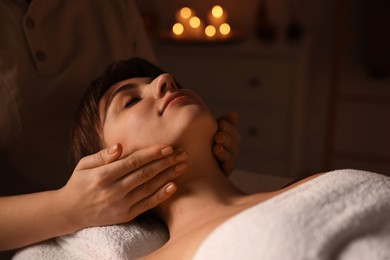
70 57 390 259
0 1 240 254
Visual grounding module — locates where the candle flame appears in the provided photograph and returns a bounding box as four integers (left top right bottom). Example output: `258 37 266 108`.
172 23 184 35
180 7 192 19
219 23 231 35
189 16 201 29
205 25 216 37
211 5 224 18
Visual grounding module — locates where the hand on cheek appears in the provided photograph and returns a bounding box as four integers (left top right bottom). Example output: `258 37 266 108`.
59 143 188 231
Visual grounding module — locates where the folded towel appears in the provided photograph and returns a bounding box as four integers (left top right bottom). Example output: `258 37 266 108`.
194 169 390 260
13 215 168 260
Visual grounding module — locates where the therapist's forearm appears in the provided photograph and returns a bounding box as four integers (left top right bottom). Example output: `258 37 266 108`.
0 190 76 251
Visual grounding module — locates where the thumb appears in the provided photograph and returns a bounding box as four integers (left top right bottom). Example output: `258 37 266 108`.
75 143 123 170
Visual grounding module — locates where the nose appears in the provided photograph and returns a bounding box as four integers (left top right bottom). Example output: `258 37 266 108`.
154 73 176 99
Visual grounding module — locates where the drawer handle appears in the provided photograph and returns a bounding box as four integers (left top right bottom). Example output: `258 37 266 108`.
247 126 259 137
247 77 261 88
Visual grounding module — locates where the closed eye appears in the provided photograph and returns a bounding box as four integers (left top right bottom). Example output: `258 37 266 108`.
123 95 141 109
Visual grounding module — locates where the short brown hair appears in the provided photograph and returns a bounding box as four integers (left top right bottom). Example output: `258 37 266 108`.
70 57 166 167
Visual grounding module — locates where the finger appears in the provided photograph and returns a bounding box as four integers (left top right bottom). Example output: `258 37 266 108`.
75 143 123 170
218 119 240 140
213 145 235 176
127 182 178 219
123 161 187 204
97 144 175 182
217 120 241 152
213 144 230 161
214 129 241 154
222 160 235 176
214 131 236 149
119 149 188 192
218 111 238 126
100 146 186 184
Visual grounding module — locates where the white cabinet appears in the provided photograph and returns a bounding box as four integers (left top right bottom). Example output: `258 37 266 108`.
154 40 310 178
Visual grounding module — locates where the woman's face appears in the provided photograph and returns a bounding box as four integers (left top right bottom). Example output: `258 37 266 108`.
99 73 217 155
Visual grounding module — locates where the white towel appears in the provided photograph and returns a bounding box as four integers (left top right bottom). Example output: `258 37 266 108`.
13 215 168 260
194 169 390 260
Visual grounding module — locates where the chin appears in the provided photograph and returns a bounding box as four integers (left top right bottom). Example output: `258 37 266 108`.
165 106 217 148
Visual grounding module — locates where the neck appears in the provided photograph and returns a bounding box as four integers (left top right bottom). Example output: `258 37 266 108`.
152 143 245 239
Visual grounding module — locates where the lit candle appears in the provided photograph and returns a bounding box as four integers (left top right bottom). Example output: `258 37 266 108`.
175 7 193 24
207 5 228 27
188 16 204 39
205 25 217 38
172 22 185 38
219 22 231 37
175 7 193 38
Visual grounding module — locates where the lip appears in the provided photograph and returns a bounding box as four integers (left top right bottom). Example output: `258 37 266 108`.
160 92 189 115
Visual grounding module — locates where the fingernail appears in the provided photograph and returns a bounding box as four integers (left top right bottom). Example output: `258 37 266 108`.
161 146 174 155
175 162 187 172
108 144 119 154
165 183 177 194
176 150 188 161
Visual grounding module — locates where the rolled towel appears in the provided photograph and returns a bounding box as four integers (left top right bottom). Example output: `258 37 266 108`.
13 214 168 260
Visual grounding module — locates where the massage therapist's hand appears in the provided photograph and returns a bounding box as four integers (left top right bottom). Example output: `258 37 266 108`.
59 143 187 230
214 111 241 176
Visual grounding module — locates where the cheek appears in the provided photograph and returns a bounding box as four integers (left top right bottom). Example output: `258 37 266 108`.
102 116 137 148
103 114 159 153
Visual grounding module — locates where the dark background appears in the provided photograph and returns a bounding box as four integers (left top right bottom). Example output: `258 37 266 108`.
136 0 390 177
